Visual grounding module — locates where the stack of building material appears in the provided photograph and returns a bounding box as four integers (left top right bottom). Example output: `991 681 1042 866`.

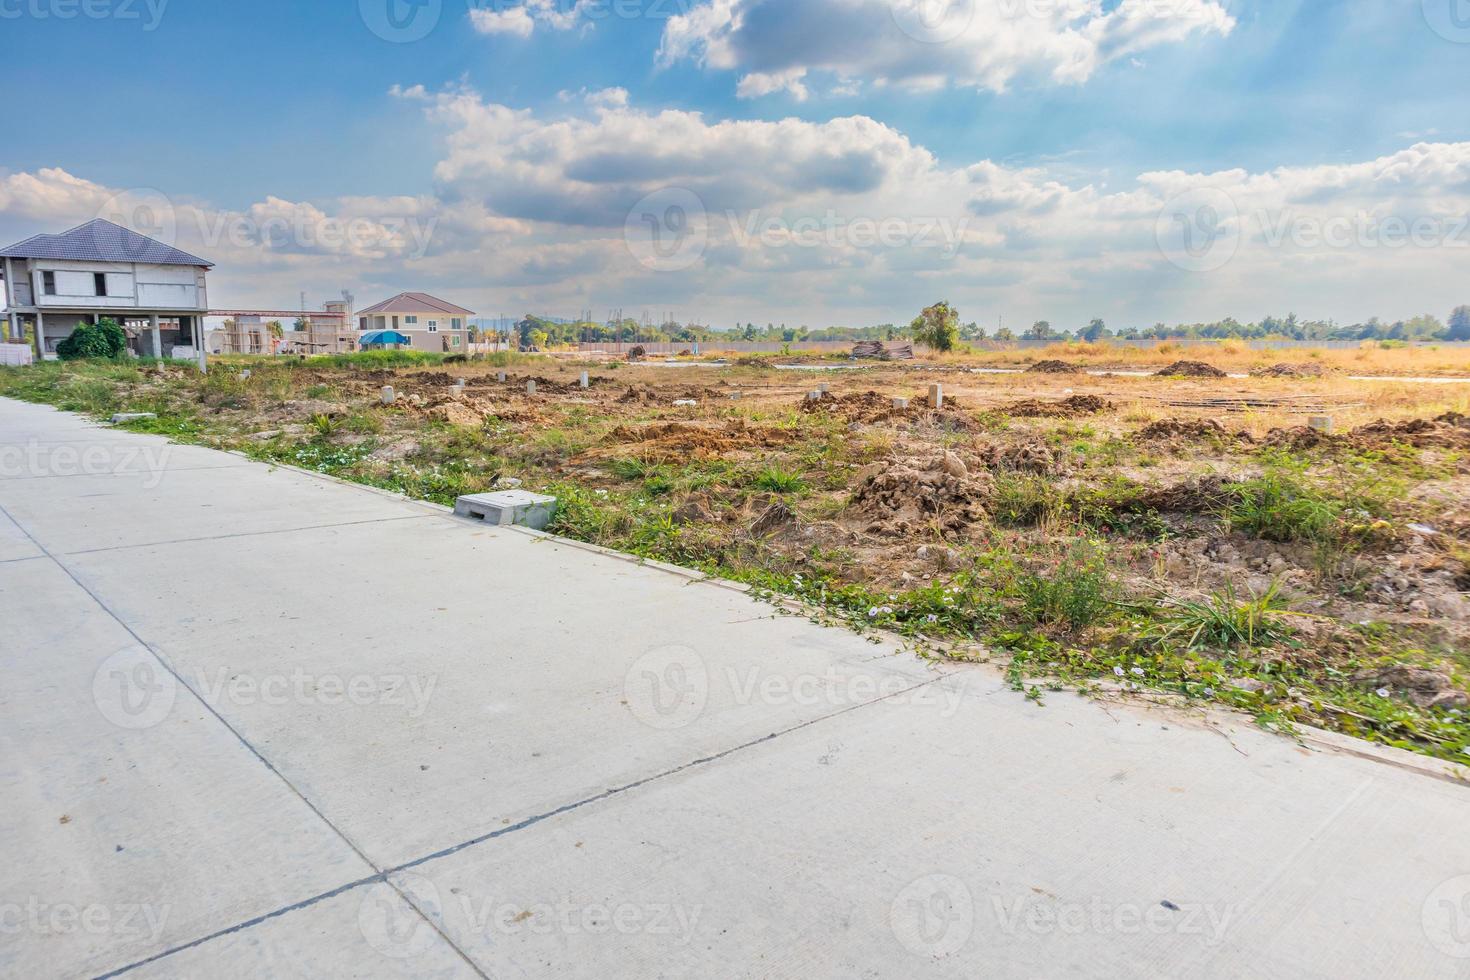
852 340 915 360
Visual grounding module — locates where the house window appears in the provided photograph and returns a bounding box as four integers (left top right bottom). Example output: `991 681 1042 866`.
402 334 413 347
452 318 462 330
42 271 56 295
451 335 461 347
359 317 368 331
94 272 108 296
405 315 418 324
427 320 438 332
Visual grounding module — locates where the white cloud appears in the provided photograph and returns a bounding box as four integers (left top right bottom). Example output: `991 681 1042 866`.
6 91 1468 329
468 0 593 38
660 0 1234 96
736 68 809 101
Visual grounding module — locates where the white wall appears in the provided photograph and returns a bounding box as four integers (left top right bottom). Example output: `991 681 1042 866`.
28 259 207 311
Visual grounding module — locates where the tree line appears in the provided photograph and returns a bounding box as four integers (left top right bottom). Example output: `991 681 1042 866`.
499 305 1470 349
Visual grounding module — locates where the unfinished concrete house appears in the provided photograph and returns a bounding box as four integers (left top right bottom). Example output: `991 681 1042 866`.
1 219 213 358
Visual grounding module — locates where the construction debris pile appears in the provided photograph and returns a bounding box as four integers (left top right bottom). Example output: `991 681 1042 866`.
852 340 915 360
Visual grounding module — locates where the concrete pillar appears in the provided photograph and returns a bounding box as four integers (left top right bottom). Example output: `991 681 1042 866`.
34 311 44 359
190 316 206 373
527 380 537 395
579 371 589 389
150 313 162 359
497 371 507 382
1309 416 1334 433
928 384 943 409
817 383 829 394
380 386 396 405
892 397 909 409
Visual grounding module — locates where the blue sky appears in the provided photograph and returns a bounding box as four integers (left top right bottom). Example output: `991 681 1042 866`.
4 0 1469 328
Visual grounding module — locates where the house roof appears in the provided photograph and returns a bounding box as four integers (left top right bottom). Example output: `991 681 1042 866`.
0 219 213 267
357 291 475 318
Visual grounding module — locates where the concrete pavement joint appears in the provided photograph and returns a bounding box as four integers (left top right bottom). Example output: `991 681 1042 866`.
93 670 945 977
0 500 487 980
58 514 441 557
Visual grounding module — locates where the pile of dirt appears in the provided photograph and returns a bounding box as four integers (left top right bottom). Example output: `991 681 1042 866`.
426 401 488 427
1137 418 1232 442
585 419 794 461
1250 362 1334 379
975 440 1070 476
799 391 900 422
627 346 647 361
1260 426 1338 451
1000 395 1112 418
1155 360 1227 378
402 371 458 388
1134 474 1238 514
1025 359 1084 374
1350 413 1470 450
620 384 660 404
849 452 991 537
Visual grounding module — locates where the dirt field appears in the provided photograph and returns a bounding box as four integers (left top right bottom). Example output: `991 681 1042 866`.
6 348 1470 764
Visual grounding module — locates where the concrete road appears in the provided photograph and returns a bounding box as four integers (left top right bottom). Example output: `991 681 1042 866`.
3 395 1469 979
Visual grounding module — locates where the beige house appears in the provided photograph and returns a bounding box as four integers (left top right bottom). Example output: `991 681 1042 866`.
357 292 474 352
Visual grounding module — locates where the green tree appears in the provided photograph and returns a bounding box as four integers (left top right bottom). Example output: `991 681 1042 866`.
1028 320 1053 341
1447 305 1470 341
1080 318 1108 342
910 301 960 352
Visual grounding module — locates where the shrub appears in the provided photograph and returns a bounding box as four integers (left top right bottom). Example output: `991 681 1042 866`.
910 301 960 352
753 467 805 493
56 318 128 360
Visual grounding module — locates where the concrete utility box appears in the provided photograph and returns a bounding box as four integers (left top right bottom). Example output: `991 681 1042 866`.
454 490 557 531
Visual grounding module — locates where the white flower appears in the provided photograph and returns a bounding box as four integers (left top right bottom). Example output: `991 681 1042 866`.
1376 688 1391 698
926 614 939 623
1130 667 1146 677
880 606 894 615
888 594 897 601
1203 687 1216 697
867 607 879 618
1113 666 1125 677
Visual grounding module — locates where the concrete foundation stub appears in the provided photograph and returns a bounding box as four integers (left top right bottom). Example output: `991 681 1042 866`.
454 490 558 531
527 380 537 395
380 386 396 405
892 397 909 409
929 384 943 409
1309 416 1334 433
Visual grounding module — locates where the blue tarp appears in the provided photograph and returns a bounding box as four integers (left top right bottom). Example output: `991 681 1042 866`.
359 330 411 346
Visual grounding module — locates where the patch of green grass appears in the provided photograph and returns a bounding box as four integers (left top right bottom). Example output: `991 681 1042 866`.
752 466 806 494
1146 578 1299 651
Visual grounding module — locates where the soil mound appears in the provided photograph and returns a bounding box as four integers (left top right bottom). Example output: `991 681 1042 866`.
801 391 978 431
976 440 1070 476
1135 475 1238 514
1260 426 1338 451
620 384 659 404
1155 360 1227 378
1352 666 1469 710
849 452 991 537
588 419 793 462
1001 395 1111 418
1026 360 1084 374
1137 418 1230 442
1250 362 1334 379
1350 413 1470 449
627 345 647 361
